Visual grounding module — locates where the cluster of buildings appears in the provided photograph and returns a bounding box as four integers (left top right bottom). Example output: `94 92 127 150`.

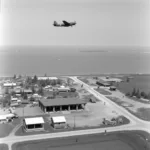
23 116 67 131
0 76 88 132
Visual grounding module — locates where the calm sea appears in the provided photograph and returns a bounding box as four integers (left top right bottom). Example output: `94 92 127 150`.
0 46 150 77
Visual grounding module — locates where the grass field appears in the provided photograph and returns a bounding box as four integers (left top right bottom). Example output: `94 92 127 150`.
15 115 129 136
0 144 8 150
106 96 150 121
12 130 150 150
0 118 21 137
114 74 150 96
95 88 112 95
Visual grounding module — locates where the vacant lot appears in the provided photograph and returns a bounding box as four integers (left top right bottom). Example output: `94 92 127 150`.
14 104 44 117
0 144 8 150
113 74 150 96
107 96 150 121
12 131 150 150
95 88 112 95
0 118 21 137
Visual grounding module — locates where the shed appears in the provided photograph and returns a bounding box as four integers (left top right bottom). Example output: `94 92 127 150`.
109 86 117 91
23 117 45 131
51 116 66 129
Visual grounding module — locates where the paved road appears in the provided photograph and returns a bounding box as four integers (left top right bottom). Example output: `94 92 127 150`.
0 76 150 150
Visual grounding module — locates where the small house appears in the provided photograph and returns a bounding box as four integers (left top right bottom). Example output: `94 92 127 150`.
51 116 66 129
23 117 45 132
109 86 117 91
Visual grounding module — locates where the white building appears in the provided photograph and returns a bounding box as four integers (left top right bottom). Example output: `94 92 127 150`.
37 77 58 80
51 116 66 129
23 117 45 132
3 83 17 87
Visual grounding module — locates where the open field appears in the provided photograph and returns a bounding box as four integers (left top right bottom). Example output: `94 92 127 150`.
15 101 129 136
0 144 8 150
14 104 44 117
95 88 112 95
113 74 150 97
12 130 150 150
0 118 21 137
107 96 150 121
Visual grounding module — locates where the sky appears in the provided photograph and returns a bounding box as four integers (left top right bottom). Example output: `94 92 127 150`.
0 0 150 46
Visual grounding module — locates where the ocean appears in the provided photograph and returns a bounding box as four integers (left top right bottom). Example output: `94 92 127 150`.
0 46 150 77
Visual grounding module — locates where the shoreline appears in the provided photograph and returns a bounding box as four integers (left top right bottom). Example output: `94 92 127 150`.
1 73 150 78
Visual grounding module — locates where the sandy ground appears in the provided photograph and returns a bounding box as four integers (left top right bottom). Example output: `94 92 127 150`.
14 104 44 117
49 101 120 128
103 88 150 112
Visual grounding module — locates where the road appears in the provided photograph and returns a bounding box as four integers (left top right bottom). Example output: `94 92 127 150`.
0 76 150 150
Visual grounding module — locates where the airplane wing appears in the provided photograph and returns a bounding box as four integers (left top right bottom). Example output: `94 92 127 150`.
62 20 70 26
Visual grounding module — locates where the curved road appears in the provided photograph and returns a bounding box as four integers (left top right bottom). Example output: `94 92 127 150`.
0 76 150 150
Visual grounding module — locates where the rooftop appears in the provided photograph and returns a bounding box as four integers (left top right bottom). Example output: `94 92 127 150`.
24 117 44 125
97 81 110 86
39 98 86 106
37 77 58 80
51 116 66 123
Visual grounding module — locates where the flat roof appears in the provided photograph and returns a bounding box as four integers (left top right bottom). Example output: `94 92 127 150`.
38 77 58 80
24 117 44 125
39 98 86 107
52 116 66 123
97 81 110 86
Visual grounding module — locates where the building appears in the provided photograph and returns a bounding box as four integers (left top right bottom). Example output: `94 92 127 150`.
57 86 70 92
51 116 66 129
37 77 58 80
96 81 111 87
39 98 86 113
23 117 45 132
0 115 7 123
109 86 117 91
23 89 32 94
3 83 17 87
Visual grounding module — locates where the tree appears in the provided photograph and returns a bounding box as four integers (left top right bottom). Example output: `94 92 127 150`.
67 78 70 86
5 87 9 94
57 79 62 85
13 74 16 79
132 88 136 97
2 94 11 107
23 94 28 100
147 92 150 100
51 80 56 86
30 97 35 102
126 92 131 97
33 75 38 84
140 91 146 98
44 73 47 77
135 89 141 99
19 74 22 79
38 87 44 96
31 86 35 94
126 77 130 82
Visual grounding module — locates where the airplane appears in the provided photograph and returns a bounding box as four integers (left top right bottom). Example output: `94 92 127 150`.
53 20 76 27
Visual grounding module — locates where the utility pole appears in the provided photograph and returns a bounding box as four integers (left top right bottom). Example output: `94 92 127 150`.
74 115 76 129
145 138 148 150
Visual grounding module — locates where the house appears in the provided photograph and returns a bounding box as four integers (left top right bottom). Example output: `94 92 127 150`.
51 116 66 129
39 98 86 113
57 86 70 92
37 77 58 80
11 97 18 103
23 117 45 132
0 115 7 123
3 83 16 87
89 97 97 103
109 86 117 91
96 81 111 87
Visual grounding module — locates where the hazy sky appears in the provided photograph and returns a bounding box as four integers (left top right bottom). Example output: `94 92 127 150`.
0 0 150 46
